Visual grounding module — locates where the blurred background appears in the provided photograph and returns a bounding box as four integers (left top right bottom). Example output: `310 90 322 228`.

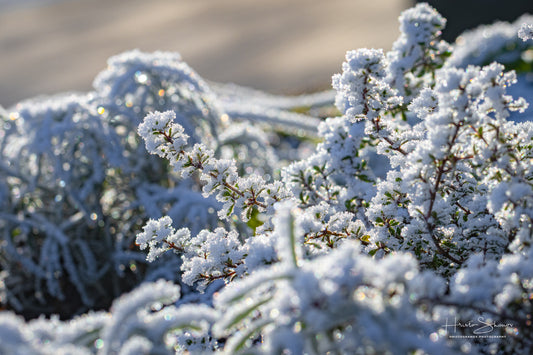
1 0 532 108
417 0 533 41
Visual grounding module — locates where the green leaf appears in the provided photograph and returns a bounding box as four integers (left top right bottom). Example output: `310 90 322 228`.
357 174 372 183
305 242 322 249
11 228 21 238
226 203 235 217
246 208 264 234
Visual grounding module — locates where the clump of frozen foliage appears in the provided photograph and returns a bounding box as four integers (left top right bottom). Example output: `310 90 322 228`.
0 279 217 355
1 2 533 354
0 49 319 318
519 23 533 41
448 13 533 70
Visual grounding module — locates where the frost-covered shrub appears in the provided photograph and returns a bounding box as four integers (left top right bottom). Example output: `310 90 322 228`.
130 4 533 353
0 49 322 318
1 2 533 355
0 279 217 355
448 14 533 70
0 93 142 319
92 50 222 149
447 13 533 124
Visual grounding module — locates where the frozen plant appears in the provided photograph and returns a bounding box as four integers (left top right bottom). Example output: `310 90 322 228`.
0 80 223 318
92 50 222 148
448 14 533 69
133 3 533 353
519 23 533 41
137 110 291 222
0 48 319 318
1 3 533 355
368 62 528 274
0 280 217 354
387 2 452 103
332 48 401 122
210 203 451 354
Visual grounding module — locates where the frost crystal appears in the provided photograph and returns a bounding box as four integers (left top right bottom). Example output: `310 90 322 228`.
518 23 533 41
